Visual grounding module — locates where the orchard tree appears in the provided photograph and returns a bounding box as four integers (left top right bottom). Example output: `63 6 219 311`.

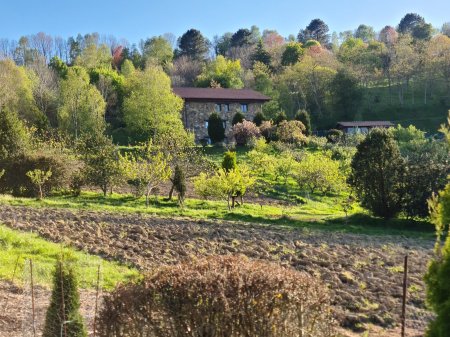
276 120 307 145
26 169 52 199
124 66 184 141
58 67 106 139
120 147 171 207
77 131 122 197
207 112 225 143
349 128 406 218
176 29 209 60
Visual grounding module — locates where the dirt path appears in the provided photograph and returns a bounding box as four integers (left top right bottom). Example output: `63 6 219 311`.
0 205 435 336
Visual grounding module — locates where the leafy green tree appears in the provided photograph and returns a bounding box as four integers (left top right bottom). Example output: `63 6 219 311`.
251 39 272 68
74 43 112 69
123 66 184 141
42 260 87 337
298 19 330 46
354 24 376 42
49 56 69 78
222 151 237 172
281 42 304 66
58 67 106 139
173 165 186 206
207 112 225 143
232 112 244 126
0 108 30 160
349 128 406 218
294 109 311 135
252 62 273 96
26 169 52 199
330 68 362 120
142 36 173 68
177 29 209 60
253 111 266 126
77 131 122 197
196 56 243 89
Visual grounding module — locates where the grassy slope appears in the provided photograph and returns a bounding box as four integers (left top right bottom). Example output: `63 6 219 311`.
0 193 434 238
0 224 139 289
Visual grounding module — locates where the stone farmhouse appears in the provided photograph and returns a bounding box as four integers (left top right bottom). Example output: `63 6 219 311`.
336 121 394 134
172 87 270 142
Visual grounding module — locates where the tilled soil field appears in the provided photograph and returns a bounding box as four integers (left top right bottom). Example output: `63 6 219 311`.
0 205 435 336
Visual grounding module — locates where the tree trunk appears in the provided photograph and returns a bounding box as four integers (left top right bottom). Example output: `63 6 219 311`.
167 183 175 201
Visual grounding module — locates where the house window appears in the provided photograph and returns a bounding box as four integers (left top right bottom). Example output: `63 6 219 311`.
222 120 227 129
215 104 221 112
223 104 230 112
205 121 209 129
240 104 248 112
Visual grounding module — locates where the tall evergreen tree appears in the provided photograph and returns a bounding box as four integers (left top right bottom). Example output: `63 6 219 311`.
177 29 209 60
251 39 272 68
173 165 186 205
294 109 312 135
207 112 225 143
42 260 87 337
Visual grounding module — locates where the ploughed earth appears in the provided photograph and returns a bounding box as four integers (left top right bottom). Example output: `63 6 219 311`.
0 205 434 336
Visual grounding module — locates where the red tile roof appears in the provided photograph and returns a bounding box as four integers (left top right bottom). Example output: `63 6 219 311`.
337 121 394 128
172 87 271 102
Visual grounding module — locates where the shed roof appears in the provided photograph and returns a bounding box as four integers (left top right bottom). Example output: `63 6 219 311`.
172 87 271 102
337 121 394 128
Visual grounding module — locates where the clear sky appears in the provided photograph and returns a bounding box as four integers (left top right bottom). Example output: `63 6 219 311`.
1 0 449 43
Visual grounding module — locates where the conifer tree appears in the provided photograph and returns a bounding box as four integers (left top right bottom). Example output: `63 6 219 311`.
207 112 225 143
173 165 186 205
42 260 87 337
222 151 237 172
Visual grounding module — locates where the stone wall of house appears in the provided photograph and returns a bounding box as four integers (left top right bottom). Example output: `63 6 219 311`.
182 101 263 142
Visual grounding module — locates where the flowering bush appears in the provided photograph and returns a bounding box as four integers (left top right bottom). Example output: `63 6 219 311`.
232 120 261 146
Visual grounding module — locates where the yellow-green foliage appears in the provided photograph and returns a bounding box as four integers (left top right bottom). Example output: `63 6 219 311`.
296 152 346 194
196 55 244 89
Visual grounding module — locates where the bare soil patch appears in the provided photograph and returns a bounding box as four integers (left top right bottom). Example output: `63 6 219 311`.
0 205 434 336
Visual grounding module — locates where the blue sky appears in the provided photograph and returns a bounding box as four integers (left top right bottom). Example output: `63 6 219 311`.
1 0 449 43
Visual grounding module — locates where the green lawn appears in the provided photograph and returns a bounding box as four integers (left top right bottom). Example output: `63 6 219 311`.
0 192 434 238
0 224 140 289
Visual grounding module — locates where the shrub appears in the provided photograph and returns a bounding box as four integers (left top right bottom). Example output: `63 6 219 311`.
349 128 406 218
231 111 245 126
259 120 276 141
0 151 74 197
97 255 334 337
276 120 307 145
232 120 261 146
42 260 87 337
274 110 287 125
207 112 225 143
295 109 312 135
308 136 328 149
326 129 343 143
253 111 266 126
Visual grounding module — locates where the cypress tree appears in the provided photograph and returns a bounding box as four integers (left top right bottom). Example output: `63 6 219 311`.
222 151 237 172
274 111 287 125
294 109 312 135
232 112 245 126
42 260 87 337
208 112 225 143
253 111 266 126
173 165 187 205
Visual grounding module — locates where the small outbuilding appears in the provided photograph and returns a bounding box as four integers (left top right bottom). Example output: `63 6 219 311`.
336 121 394 134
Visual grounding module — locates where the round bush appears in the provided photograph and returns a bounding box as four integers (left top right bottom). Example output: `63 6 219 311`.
232 120 261 146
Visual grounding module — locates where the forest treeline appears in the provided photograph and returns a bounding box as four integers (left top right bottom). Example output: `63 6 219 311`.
0 12 449 138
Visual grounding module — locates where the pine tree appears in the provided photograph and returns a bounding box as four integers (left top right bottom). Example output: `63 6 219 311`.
253 111 266 126
42 260 87 337
207 112 225 143
173 165 186 205
274 111 287 125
